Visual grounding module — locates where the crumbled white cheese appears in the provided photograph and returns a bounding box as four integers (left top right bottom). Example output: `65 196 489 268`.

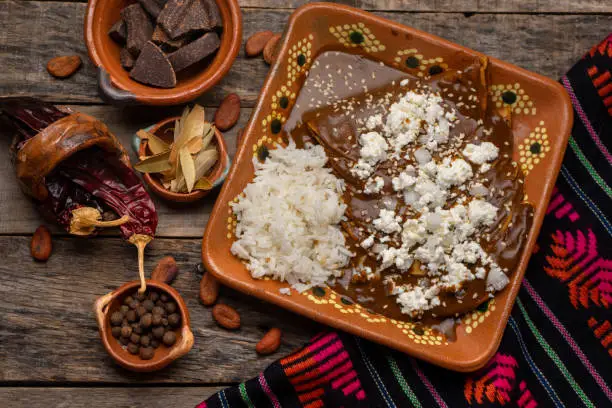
360 234 375 249
351 131 388 180
373 209 402 234
468 199 498 227
392 170 417 191
364 176 385 194
365 113 383 130
279 287 291 296
463 142 499 165
436 158 473 188
396 285 441 316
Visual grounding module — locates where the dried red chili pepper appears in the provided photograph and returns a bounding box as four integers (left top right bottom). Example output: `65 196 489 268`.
1 99 158 292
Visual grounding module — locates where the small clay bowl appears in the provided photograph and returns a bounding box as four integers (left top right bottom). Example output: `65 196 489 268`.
84 0 242 105
94 280 194 372
138 116 231 202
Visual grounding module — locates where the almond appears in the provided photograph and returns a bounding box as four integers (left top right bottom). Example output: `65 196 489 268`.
212 304 241 330
263 34 282 65
46 55 82 78
199 271 220 306
245 31 275 57
214 93 241 131
31 225 52 262
151 256 178 284
256 328 282 355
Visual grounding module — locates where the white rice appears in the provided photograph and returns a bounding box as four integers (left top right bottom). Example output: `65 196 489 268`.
230 141 352 291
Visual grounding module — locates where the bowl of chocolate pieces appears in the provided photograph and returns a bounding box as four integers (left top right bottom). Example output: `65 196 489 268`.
84 0 242 105
94 280 194 372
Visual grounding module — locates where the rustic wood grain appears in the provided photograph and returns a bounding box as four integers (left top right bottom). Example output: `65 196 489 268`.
0 387 224 407
0 105 250 237
0 1 610 106
0 236 321 383
25 0 612 13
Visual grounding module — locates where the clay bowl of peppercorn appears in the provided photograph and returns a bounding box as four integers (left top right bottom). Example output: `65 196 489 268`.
84 0 242 105
138 115 231 202
94 280 194 372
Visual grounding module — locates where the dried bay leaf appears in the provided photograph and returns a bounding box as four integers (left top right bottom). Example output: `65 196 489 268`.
193 177 213 191
135 151 172 173
201 122 215 150
185 136 204 154
194 148 219 181
137 129 170 155
179 146 196 192
170 104 205 165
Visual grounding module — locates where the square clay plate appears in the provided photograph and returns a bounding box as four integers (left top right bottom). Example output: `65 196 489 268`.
203 3 573 371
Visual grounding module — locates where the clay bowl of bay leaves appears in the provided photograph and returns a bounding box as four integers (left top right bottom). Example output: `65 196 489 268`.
135 104 231 202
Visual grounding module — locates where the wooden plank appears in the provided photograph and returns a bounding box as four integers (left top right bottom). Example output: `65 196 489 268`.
0 236 320 383
0 105 249 237
1 1 610 105
24 0 612 13
0 387 224 407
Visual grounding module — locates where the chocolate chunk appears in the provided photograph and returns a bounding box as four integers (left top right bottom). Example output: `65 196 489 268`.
168 32 220 72
152 25 188 51
202 0 222 30
138 0 162 19
108 19 127 44
121 4 154 56
120 48 135 71
130 41 177 88
158 0 219 40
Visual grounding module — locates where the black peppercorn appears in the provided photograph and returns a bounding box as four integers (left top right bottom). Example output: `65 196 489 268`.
130 333 141 344
162 318 169 327
123 296 133 305
151 339 160 349
162 331 177 346
149 292 159 302
129 300 140 310
152 306 165 316
140 335 151 347
165 302 177 314
132 324 143 334
126 310 137 322
127 342 140 354
155 300 164 308
152 326 165 339
110 311 124 326
111 326 122 338
142 299 154 312
120 305 129 314
160 293 169 302
168 313 181 328
120 326 132 338
151 314 163 326
136 305 147 317
119 336 130 346
140 347 154 360
140 313 153 329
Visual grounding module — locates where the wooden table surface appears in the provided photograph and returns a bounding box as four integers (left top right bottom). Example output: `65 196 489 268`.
0 0 610 406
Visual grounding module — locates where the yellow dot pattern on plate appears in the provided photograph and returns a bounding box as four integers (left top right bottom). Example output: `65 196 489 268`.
462 298 497 335
518 121 551 175
329 23 385 53
490 83 537 115
285 35 314 84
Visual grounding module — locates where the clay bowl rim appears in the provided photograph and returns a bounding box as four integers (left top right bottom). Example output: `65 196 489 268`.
138 116 229 203
84 0 242 106
94 280 194 372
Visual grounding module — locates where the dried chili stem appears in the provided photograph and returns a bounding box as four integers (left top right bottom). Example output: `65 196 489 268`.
129 234 153 294
69 207 130 236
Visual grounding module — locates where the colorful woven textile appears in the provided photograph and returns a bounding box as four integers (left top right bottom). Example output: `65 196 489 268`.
200 34 612 408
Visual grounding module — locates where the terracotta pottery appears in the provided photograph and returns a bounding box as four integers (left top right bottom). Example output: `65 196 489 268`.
94 280 194 372
10 110 131 202
202 3 573 371
137 116 231 202
84 0 242 105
